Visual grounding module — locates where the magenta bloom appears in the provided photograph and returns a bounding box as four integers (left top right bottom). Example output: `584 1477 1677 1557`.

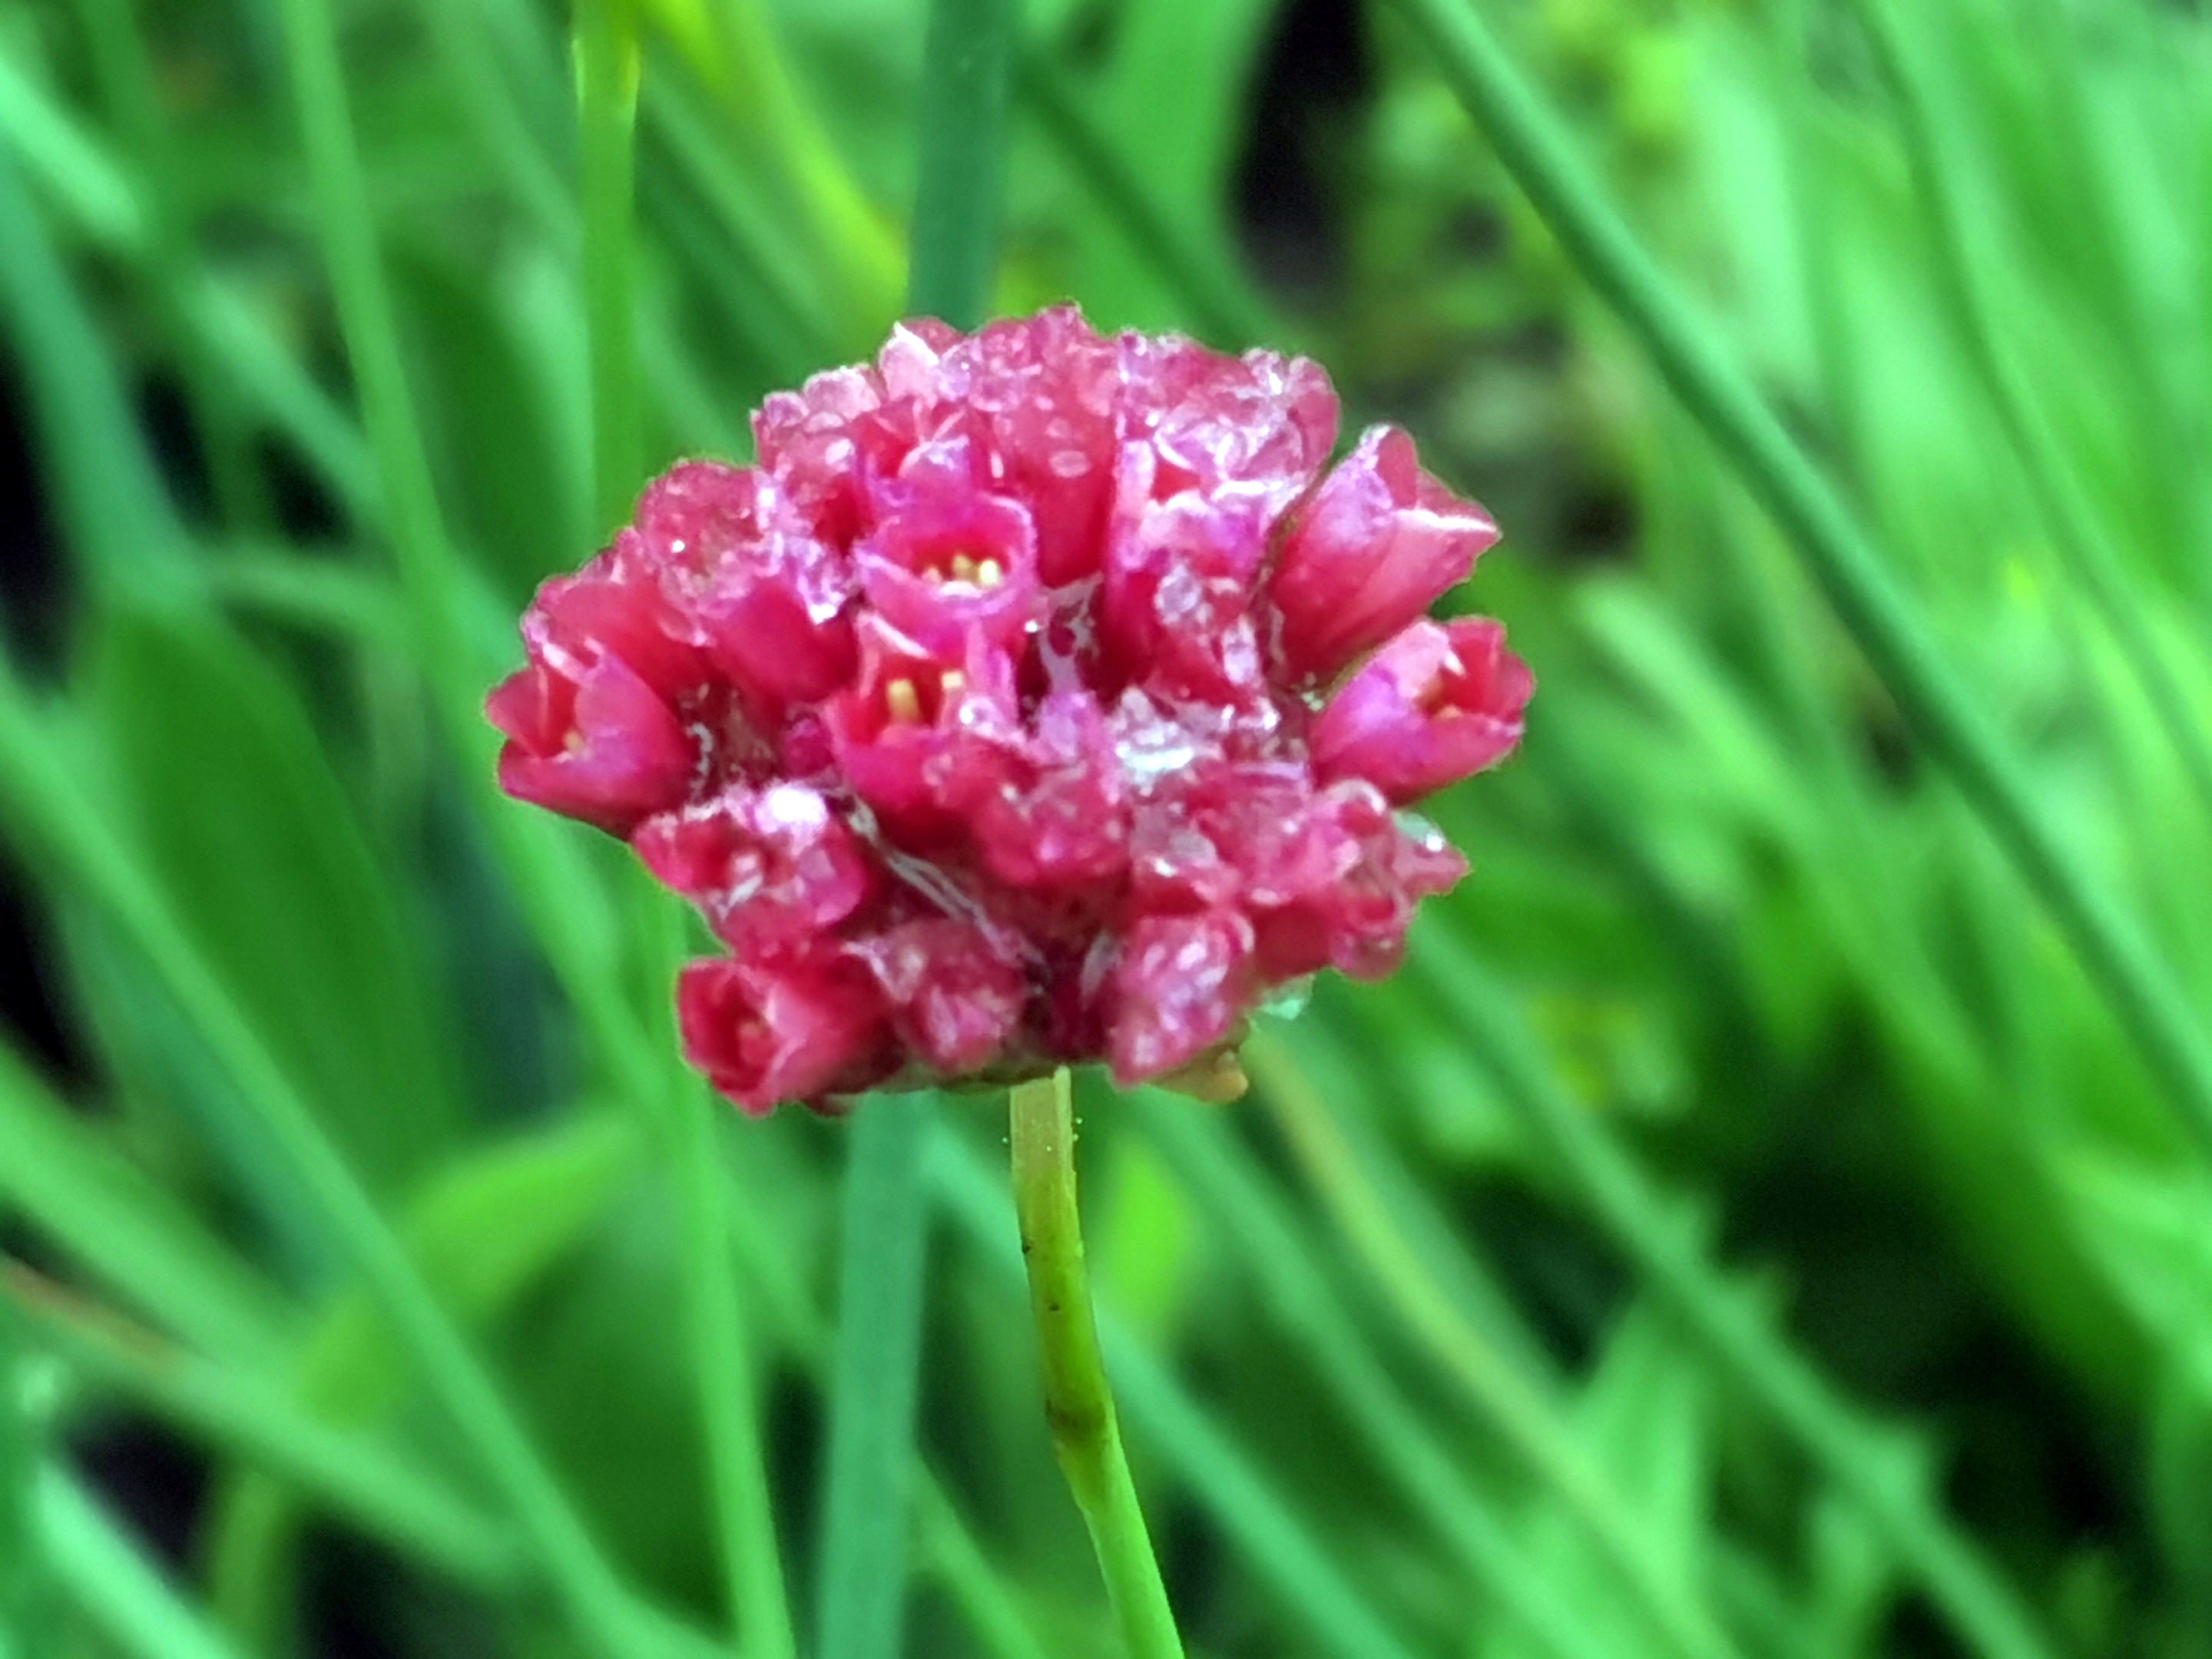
488 307 1530 1112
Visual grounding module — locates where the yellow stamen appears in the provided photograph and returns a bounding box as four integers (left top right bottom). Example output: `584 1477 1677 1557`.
885 677 922 725
940 668 966 700
975 556 1004 588
949 551 979 583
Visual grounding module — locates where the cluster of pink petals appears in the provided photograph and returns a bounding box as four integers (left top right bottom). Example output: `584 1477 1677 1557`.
488 307 1531 1113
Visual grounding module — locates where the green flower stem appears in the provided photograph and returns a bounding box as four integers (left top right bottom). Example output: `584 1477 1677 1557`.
1008 1071 1184 1659
1380 0 2212 1158
931 1126 1418 1659
576 0 643 537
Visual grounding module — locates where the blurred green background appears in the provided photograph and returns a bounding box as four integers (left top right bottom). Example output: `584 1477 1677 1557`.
2 0 2211 1656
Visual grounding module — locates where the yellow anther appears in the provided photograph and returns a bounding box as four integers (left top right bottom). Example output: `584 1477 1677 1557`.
885 677 922 725
975 556 1005 588
939 668 966 699
949 552 979 583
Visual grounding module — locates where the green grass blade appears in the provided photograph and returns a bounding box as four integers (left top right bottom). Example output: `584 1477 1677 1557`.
579 2 796 1641
687 0 906 339
914 1479 1055 1659
8 1272 522 1591
0 1041 295 1367
906 0 1013 327
1843 0 2212 829
679 1097 797 1659
272 0 716 1139
1379 0 2212 1159
75 0 268 529
271 0 470 685
815 4 1014 1651
640 895 798 1659
0 41 139 243
1134 1085 1726 1659
1408 933 2059 1659
816 1097 936 1659
202 548 411 649
0 1288 50 1651
88 605 465 1200
0 676 657 1659
202 1110 648 1644
706 1137 1104 1659
38 1469 247 1659
578 0 645 535
644 68 841 376
0 138 183 585
9 0 705 1171
0 43 379 515
1015 47 1279 349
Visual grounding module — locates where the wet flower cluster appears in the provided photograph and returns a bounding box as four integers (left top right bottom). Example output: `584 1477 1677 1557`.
488 307 1530 1111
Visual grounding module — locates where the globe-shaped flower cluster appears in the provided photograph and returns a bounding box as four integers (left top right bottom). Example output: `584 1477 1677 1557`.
488 307 1531 1112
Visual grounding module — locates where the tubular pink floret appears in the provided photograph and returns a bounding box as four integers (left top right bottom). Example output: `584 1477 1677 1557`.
1267 425 1501 684
1313 618 1535 805
677 955 892 1114
488 306 1527 1111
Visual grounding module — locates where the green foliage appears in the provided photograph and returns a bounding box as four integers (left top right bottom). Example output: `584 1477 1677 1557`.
0 0 2209 1654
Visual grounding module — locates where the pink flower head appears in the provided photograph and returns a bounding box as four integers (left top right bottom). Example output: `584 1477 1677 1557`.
488 306 1530 1113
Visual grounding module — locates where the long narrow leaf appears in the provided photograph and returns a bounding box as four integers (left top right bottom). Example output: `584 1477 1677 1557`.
1379 0 2212 1159
0 675 657 1659
1406 932 2058 1659
816 3 1013 1654
39 1470 249 1659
